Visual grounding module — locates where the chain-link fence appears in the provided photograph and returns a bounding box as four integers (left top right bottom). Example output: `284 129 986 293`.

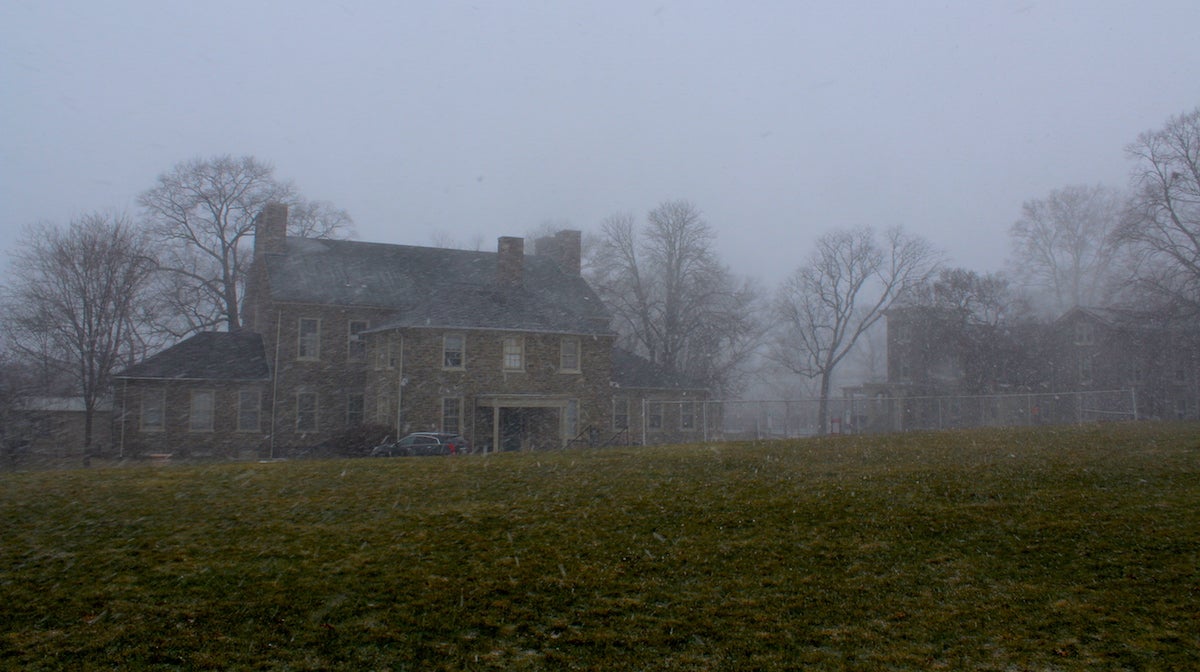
640 389 1138 443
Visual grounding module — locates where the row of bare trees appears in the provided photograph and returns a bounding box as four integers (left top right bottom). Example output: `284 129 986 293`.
0 156 352 450
591 105 1200 433
1009 106 1200 318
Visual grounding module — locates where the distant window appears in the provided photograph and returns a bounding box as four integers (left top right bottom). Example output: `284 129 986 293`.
348 320 369 361
442 397 462 434
297 392 318 432
680 401 695 430
376 395 391 425
560 337 580 372
1175 367 1187 384
565 399 579 438
141 388 165 432
1075 321 1094 346
444 334 465 369
298 318 321 360
347 393 365 427
1079 354 1093 384
1176 397 1190 419
189 390 214 432
503 336 524 371
613 398 629 430
648 402 663 430
237 389 260 432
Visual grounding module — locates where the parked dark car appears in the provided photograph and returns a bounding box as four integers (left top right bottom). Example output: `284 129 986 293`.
370 432 470 457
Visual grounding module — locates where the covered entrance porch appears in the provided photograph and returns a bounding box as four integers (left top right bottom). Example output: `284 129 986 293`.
474 395 576 452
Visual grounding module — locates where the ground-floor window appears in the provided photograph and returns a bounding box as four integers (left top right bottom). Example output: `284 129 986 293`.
190 390 214 432
297 392 318 432
238 389 260 432
565 399 579 438
647 402 663 430
347 393 365 427
680 401 695 430
442 397 462 434
613 398 629 430
141 388 165 432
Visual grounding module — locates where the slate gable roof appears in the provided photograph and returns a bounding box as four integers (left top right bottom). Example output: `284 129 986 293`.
117 331 270 380
610 348 707 392
263 237 611 335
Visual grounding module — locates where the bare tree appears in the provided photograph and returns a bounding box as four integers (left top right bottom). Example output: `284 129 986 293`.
1009 184 1127 314
0 213 158 452
139 155 352 335
589 201 764 395
287 198 355 239
771 226 939 433
1120 106 1200 316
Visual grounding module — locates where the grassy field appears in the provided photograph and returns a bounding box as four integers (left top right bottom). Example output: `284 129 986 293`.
1 423 1198 670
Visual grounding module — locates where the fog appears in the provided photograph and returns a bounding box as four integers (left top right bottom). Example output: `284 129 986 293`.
2 1 1199 283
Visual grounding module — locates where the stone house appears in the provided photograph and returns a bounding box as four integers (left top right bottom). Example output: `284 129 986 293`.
115 204 703 457
1050 306 1199 420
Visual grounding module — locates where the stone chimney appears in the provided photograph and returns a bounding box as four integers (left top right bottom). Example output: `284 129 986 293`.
534 229 582 276
253 202 288 257
497 236 524 286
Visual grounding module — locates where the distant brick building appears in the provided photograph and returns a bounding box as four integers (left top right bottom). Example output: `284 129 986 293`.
114 204 704 457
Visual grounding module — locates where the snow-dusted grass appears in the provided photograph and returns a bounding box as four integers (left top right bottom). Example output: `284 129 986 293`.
2 423 1198 670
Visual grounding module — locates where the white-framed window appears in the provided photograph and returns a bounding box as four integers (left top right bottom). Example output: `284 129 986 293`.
141 388 165 432
296 391 318 432
237 389 260 432
348 320 369 361
613 398 629 430
443 334 465 369
560 336 580 372
442 397 462 434
647 402 663 430
298 318 321 360
680 401 695 430
565 399 579 438
347 393 365 427
503 336 524 371
189 390 215 432
373 336 399 370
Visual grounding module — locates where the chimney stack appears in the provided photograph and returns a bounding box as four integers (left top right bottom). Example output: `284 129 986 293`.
534 229 582 276
497 236 524 286
254 203 288 257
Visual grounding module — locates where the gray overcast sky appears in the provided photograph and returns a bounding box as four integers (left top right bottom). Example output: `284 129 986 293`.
2 1 1198 285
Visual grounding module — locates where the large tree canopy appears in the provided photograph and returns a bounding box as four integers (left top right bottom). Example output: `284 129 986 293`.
1120 106 1200 316
1 213 158 449
588 200 764 395
139 155 352 335
771 226 939 432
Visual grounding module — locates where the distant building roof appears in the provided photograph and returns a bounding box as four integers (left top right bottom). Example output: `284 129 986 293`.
610 348 707 392
116 331 270 381
262 237 611 335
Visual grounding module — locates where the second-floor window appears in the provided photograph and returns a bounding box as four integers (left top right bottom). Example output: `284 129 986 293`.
298 318 321 360
443 334 465 369
503 336 524 371
560 337 580 372
348 320 368 361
